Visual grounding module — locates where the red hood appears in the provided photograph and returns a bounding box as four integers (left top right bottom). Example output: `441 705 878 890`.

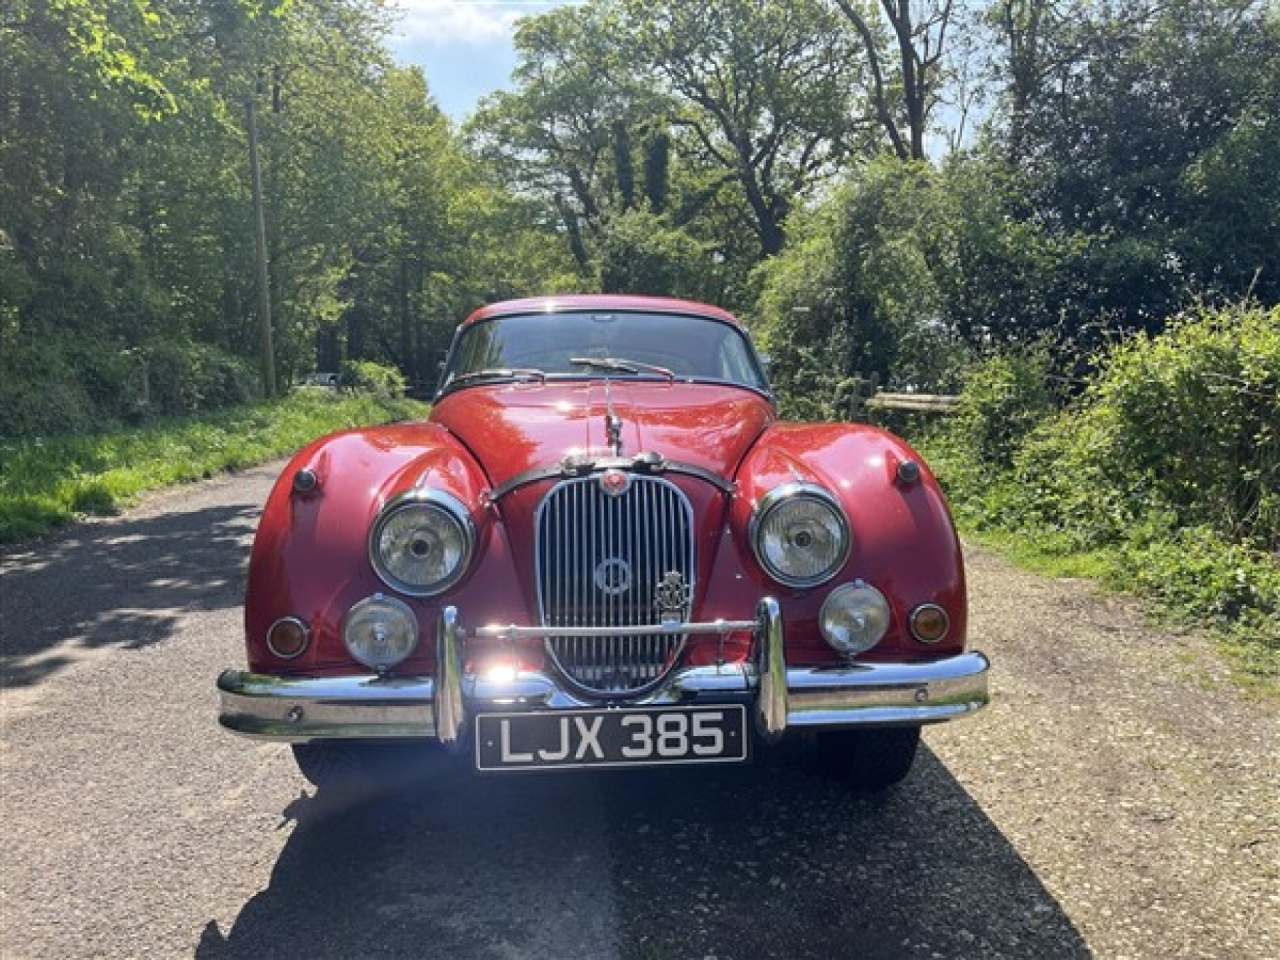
431 381 774 487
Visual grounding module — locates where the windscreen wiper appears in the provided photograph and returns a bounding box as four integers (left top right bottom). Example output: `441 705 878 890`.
569 357 675 382
448 367 547 387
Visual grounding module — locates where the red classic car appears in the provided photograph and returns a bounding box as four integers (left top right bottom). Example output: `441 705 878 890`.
217 295 989 791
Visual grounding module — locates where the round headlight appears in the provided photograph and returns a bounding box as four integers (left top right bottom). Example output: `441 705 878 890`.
820 581 891 656
750 484 850 588
342 594 418 670
370 490 474 596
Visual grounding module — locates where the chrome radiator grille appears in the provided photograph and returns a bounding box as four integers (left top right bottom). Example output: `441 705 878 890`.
536 474 695 696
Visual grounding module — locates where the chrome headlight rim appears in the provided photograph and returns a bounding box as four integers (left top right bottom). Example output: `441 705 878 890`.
749 483 852 589
341 593 419 670
368 488 475 597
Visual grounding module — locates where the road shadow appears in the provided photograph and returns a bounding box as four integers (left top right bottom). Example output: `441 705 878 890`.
196 740 1089 960
605 739 1091 959
0 501 259 688
196 749 621 960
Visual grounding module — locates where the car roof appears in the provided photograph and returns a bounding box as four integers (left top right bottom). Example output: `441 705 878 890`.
461 294 742 328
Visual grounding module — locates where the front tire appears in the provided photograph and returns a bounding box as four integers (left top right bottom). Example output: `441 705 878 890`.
816 727 921 790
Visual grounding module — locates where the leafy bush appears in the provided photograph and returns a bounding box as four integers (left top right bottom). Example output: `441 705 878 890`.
0 338 259 439
922 303 1280 680
0 342 98 438
338 359 407 398
949 345 1059 469
142 341 259 418
1012 305 1280 551
756 158 968 419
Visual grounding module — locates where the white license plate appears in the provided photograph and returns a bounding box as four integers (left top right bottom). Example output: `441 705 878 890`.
474 706 749 771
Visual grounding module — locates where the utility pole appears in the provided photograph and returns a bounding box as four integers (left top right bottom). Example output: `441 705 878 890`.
246 94 277 397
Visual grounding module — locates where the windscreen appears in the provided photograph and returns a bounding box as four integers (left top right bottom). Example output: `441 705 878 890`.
442 311 770 392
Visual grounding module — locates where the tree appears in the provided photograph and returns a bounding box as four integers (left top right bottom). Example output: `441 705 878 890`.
624 0 868 257
468 2 664 274
832 0 960 161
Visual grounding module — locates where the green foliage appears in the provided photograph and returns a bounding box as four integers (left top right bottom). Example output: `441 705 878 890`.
0 341 98 438
987 0 1280 323
1 0 574 442
0 391 429 544
950 345 1058 469
1010 306 1280 550
141 342 260 418
925 303 1280 683
338 360 407 399
597 210 710 299
756 158 970 418
0 338 259 439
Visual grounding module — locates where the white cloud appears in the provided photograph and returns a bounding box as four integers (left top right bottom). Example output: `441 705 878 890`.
389 1 563 48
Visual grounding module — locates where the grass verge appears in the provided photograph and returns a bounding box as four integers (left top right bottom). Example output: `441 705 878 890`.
951 520 1280 700
0 390 429 545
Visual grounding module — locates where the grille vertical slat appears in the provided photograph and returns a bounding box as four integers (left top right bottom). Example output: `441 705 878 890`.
536 474 695 696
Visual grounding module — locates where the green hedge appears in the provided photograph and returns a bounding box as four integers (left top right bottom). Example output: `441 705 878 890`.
338 359 407 398
0 338 261 439
925 303 1280 686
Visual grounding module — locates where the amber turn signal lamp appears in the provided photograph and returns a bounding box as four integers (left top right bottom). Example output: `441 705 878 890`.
267 616 310 659
908 604 949 644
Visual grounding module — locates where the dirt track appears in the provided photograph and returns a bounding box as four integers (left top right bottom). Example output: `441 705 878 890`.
1 465 1276 959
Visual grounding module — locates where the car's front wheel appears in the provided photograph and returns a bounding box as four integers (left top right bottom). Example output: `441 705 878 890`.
816 726 921 790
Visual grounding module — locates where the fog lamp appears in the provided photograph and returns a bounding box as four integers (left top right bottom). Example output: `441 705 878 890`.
820 581 890 656
342 594 418 671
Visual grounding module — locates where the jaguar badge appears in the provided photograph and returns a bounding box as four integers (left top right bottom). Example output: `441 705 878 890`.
655 571 689 621
594 558 632 595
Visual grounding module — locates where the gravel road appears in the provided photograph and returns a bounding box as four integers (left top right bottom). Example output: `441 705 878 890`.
1 464 1276 959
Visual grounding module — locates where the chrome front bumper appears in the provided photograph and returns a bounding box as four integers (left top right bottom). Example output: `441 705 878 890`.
217 599 990 744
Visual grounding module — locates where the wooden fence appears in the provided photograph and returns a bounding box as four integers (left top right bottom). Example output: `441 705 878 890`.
866 392 961 413
835 373 960 419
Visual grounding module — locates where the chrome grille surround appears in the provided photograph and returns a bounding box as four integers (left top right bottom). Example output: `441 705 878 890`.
535 474 696 697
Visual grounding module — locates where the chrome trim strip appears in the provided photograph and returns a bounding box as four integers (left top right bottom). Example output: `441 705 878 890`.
476 619 755 640
486 455 736 503
466 662 755 708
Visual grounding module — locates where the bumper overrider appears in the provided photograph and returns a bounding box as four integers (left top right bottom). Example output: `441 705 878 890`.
218 599 990 745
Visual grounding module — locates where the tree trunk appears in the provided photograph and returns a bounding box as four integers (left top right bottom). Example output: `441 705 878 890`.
246 95 276 397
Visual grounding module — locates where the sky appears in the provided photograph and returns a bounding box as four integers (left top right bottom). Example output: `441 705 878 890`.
386 1 575 122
